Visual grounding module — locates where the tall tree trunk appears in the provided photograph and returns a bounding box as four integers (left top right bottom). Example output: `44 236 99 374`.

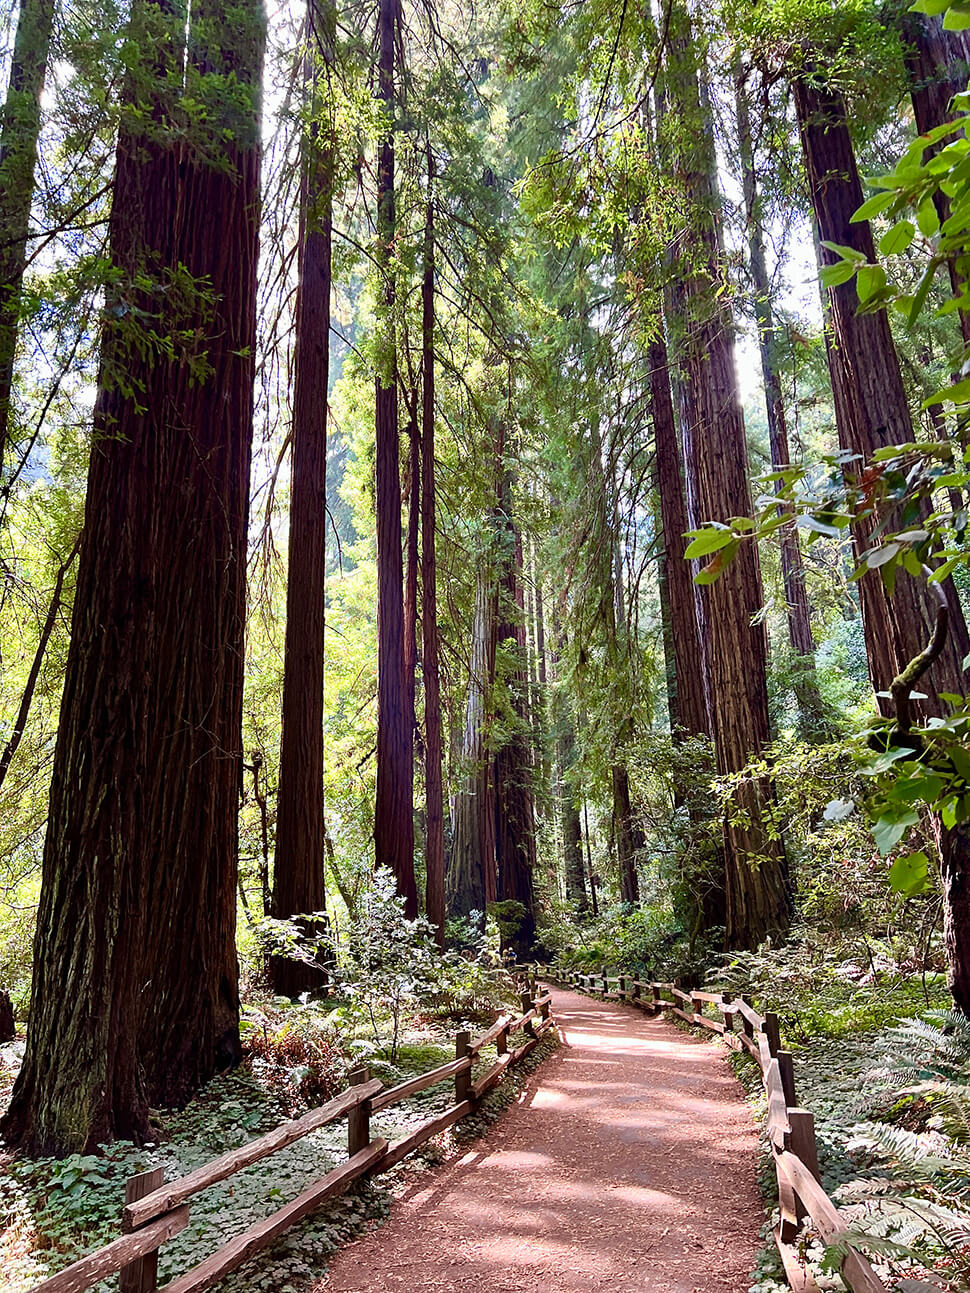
793 68 970 706
2 0 264 1153
373 0 416 916
795 62 970 1011
0 0 55 478
649 337 708 739
493 458 537 958
447 559 497 919
734 68 827 736
420 154 445 946
902 11 970 342
663 6 791 948
271 0 334 998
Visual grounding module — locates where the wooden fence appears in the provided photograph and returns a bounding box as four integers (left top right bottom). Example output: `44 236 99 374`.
534 965 938 1293
31 983 555 1293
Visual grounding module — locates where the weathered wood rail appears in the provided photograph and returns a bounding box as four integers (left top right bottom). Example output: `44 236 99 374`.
32 984 555 1293
534 964 937 1293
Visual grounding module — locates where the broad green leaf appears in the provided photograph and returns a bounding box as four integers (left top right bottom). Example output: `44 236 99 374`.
795 515 842 537
888 851 930 897
944 5 970 28
910 0 951 15
684 528 734 558
917 198 940 236
820 240 867 262
872 811 919 855
820 261 857 289
879 220 915 256
851 191 896 222
857 264 887 303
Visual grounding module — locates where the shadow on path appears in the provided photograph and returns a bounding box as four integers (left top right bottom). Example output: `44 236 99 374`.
317 986 762 1293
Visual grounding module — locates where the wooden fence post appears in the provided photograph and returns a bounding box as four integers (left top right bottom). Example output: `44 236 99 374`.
651 983 661 1014
632 979 642 1007
539 993 550 1022
347 1066 372 1156
497 1022 509 1056
618 974 626 1000
722 991 735 1033
520 990 535 1037
455 1030 472 1102
690 991 702 1024
740 994 755 1044
120 1168 165 1293
764 1012 781 1059
787 1108 820 1227
777 1051 797 1109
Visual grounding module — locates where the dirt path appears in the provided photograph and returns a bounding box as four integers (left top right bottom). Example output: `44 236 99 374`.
318 985 763 1293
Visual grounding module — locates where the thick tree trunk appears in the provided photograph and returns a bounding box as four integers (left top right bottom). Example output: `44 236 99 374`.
0 0 55 478
373 0 416 916
270 0 334 998
793 70 970 706
734 69 827 735
663 6 791 948
2 0 264 1153
649 337 708 739
421 158 445 946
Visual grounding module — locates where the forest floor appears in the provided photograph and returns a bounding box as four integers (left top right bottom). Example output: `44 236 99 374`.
316 985 763 1293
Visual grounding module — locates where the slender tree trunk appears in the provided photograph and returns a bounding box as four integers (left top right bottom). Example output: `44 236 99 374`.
420 155 445 945
3 0 264 1153
271 0 334 998
404 408 419 766
550 622 587 912
734 68 827 735
493 458 537 958
0 0 55 478
373 0 416 915
663 6 791 948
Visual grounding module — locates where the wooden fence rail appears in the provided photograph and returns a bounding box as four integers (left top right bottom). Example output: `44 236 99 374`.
532 964 935 1293
31 982 556 1293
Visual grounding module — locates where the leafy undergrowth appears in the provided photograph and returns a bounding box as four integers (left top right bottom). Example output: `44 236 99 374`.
1 1006 558 1293
720 976 967 1292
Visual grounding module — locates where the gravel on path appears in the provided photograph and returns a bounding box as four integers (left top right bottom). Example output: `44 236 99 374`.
317 984 763 1293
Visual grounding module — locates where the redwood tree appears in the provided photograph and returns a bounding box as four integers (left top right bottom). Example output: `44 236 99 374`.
271 0 334 998
373 0 416 916
2 0 265 1152
663 6 791 948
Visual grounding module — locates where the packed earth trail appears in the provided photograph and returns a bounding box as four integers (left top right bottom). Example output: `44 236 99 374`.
318 985 762 1293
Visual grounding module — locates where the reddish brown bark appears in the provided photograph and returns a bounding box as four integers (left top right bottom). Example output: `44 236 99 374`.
373 0 416 916
649 338 708 740
271 0 334 998
421 162 445 946
3 0 264 1152
664 6 791 948
794 70 970 707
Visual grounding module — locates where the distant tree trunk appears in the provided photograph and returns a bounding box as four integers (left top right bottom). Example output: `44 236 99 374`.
901 12 970 341
649 337 708 739
493 461 537 958
663 5 791 949
793 68 970 707
404 408 419 764
373 0 416 916
421 156 445 946
448 559 497 919
2 0 264 1154
0 0 55 479
550 623 587 912
734 68 827 736
271 0 334 999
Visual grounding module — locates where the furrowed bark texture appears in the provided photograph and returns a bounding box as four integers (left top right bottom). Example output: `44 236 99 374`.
663 5 791 948
421 163 445 945
3 0 265 1152
0 0 55 476
649 337 708 739
271 0 334 998
794 70 970 706
373 0 416 916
